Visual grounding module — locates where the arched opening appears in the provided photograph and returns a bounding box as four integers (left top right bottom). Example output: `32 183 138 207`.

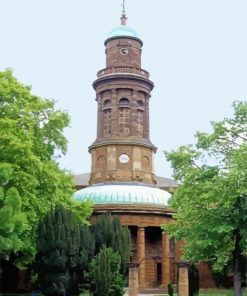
103 99 111 108
137 100 144 107
142 156 149 168
119 98 130 106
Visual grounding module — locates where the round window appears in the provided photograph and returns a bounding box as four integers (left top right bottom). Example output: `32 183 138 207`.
119 154 129 164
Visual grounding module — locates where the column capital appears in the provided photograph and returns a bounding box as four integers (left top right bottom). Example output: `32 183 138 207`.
162 231 170 237
176 260 190 268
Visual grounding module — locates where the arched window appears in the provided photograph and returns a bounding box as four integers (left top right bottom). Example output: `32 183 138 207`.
142 156 149 167
137 99 145 111
137 100 144 107
119 98 130 106
103 99 111 108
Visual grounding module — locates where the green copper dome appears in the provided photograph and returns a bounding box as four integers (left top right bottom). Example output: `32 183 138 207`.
73 183 170 206
107 25 140 39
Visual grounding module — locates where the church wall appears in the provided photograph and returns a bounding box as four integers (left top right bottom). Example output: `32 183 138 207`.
89 144 156 184
198 262 216 289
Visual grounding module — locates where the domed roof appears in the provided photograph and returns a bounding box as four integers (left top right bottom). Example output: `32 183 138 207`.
107 25 140 39
73 183 171 206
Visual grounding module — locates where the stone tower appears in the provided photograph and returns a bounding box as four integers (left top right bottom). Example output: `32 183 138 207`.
89 10 157 186
74 7 215 291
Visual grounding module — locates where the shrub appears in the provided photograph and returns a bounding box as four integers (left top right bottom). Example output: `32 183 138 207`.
85 246 125 296
92 214 131 274
168 282 174 296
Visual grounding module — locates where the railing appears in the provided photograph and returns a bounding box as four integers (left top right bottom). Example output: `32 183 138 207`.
97 67 150 79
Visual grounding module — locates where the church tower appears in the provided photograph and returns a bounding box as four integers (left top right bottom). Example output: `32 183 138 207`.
74 5 216 291
89 8 157 186
74 5 174 290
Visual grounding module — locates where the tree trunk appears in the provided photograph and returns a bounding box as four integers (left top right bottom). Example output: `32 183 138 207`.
234 268 242 296
233 232 242 296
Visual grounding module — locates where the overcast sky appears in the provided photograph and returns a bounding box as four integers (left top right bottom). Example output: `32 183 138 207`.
1 0 246 178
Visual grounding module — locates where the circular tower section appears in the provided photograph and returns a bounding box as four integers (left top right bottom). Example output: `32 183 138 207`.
89 15 157 186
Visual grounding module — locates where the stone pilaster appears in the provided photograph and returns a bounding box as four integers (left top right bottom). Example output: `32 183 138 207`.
127 262 140 296
162 232 170 288
177 262 189 296
137 227 145 288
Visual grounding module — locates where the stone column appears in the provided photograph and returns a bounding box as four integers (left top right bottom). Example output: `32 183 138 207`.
127 262 140 296
162 232 170 288
137 227 145 288
177 262 189 296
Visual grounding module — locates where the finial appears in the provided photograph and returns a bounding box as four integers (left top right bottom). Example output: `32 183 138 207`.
120 0 127 25
122 0 126 13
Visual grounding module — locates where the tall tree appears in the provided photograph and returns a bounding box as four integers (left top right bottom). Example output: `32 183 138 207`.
0 69 91 265
92 214 131 273
163 101 247 296
34 206 95 296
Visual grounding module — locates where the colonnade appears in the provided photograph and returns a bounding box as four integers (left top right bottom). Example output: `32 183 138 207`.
136 226 171 288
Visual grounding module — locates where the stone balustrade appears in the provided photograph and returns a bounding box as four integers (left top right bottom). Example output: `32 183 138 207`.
97 66 150 79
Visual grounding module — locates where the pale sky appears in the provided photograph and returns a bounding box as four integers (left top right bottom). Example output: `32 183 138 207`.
1 0 246 178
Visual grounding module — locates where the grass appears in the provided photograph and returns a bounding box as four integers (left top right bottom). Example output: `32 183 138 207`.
80 289 247 295
158 288 247 296
199 288 247 296
2 289 246 296
80 289 247 296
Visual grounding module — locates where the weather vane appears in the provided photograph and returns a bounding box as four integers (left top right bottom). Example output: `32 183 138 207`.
120 0 127 25
122 0 126 13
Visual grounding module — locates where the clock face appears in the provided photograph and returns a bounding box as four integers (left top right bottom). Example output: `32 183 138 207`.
119 154 129 163
119 47 129 55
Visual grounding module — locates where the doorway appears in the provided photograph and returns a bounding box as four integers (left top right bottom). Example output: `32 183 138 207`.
157 262 162 286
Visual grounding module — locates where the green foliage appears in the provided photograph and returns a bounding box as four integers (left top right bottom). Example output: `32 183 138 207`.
85 246 125 296
168 282 174 296
0 69 92 265
163 101 247 295
0 163 27 258
92 214 131 273
34 206 95 296
189 264 199 296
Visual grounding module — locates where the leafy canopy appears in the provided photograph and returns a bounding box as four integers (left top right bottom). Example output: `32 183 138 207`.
0 69 91 265
0 163 27 258
163 101 247 272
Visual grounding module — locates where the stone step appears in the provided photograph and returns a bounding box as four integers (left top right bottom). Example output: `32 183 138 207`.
140 289 165 294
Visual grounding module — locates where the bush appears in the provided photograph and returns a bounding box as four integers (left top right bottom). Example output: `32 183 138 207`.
168 282 174 296
92 214 131 274
85 246 125 296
